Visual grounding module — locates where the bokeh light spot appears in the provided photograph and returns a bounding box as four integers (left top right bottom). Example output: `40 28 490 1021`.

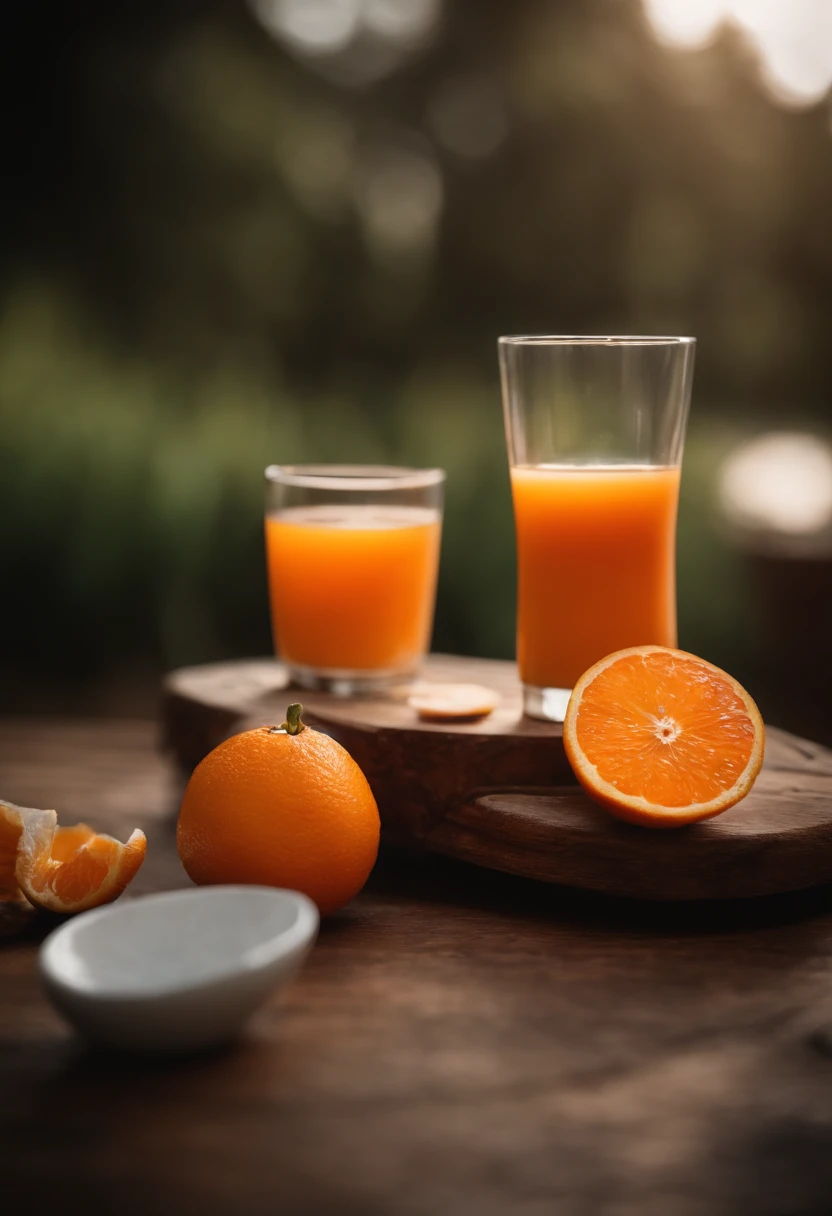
363 0 440 46
250 0 441 84
643 0 832 108
252 0 360 54
720 432 832 541
428 78 508 159
277 110 355 220
354 141 442 259
643 0 725 50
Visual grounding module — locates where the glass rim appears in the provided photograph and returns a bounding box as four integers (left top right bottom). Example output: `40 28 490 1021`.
498 334 696 347
265 463 446 491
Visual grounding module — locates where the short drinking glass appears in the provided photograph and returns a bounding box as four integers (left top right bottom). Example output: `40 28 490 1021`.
265 465 445 695
499 336 695 721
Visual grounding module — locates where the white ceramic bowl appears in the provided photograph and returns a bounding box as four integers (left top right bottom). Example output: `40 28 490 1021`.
39 886 319 1052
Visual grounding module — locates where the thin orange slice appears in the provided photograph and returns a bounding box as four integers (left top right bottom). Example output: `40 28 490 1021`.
1 799 146 913
408 683 501 721
563 646 765 828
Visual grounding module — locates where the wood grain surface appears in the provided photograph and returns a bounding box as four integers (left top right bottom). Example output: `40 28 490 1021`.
162 655 832 900
5 718 832 1215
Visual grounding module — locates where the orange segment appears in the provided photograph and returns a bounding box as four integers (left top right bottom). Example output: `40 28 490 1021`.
1 798 147 914
563 646 765 827
1 800 57 904
17 817 147 914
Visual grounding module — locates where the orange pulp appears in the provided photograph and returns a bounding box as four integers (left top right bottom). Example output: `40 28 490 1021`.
265 505 441 674
511 465 681 690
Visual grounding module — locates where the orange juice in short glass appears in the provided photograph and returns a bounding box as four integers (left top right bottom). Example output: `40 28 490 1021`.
499 336 695 720
265 466 444 694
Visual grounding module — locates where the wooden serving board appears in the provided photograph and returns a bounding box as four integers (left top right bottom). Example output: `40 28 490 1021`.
162 654 832 901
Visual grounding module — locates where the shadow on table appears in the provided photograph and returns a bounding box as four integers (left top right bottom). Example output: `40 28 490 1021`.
364 842 832 938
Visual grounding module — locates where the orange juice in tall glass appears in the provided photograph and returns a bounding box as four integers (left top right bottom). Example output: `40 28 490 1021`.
500 337 695 720
511 465 680 691
265 466 444 694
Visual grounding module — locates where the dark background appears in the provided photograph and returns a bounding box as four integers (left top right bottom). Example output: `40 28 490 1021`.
2 0 831 739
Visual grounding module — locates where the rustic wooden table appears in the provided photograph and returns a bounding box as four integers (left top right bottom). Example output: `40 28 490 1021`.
4 717 832 1216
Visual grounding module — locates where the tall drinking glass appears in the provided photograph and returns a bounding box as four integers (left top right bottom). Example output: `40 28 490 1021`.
499 336 695 721
265 465 444 695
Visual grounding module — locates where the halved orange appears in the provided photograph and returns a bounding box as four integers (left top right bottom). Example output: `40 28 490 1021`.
563 646 765 828
0 799 146 913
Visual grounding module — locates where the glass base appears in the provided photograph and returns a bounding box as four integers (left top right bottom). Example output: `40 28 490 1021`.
286 662 417 698
523 684 573 722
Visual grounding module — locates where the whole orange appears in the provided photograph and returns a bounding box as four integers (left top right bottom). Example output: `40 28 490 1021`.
176 704 380 916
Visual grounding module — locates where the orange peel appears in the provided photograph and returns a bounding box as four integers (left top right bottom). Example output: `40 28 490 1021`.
0 799 146 913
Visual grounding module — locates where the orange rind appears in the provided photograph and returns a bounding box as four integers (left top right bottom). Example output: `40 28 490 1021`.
0 799 146 913
0 800 40 904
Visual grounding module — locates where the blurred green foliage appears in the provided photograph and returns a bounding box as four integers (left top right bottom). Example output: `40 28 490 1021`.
1 0 831 717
